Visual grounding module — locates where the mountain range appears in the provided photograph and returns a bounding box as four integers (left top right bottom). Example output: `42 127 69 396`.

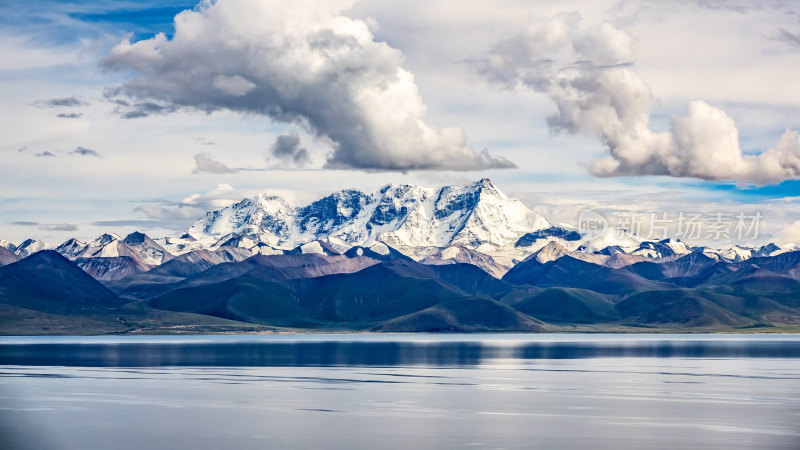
2 179 799 334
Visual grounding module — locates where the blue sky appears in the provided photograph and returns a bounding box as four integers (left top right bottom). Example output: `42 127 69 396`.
1 0 799 246
701 180 800 200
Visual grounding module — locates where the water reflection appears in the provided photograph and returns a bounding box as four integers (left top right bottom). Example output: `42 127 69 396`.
2 336 800 450
2 337 800 367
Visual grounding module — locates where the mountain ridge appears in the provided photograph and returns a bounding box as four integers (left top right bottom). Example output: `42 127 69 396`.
5 179 796 278
170 178 551 260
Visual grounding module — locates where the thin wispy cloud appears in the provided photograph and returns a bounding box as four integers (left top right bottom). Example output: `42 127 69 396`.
194 137 215 146
192 152 271 174
776 28 800 47
40 223 78 232
10 221 78 232
92 219 160 227
192 153 240 174
70 146 100 157
25 147 102 158
32 97 87 108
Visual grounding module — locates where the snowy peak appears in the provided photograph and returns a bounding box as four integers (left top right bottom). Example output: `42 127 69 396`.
516 226 582 248
297 189 370 236
580 228 642 253
186 194 295 248
288 240 341 256
527 241 608 266
95 233 120 246
628 239 693 259
55 231 173 266
365 177 551 250
0 240 16 252
695 242 789 262
55 238 87 259
181 179 551 253
14 239 51 257
443 180 550 249
343 242 408 261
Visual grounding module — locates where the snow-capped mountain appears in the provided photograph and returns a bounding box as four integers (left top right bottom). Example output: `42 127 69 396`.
55 232 173 266
629 239 693 258
13 239 51 257
55 234 120 259
155 179 797 273
4 179 798 282
515 226 582 248
0 240 16 252
579 228 643 253
174 178 551 259
698 243 792 262
50 232 176 280
287 240 341 256
525 241 608 266
55 238 88 259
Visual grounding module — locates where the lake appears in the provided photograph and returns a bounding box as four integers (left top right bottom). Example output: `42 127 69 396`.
1 334 799 449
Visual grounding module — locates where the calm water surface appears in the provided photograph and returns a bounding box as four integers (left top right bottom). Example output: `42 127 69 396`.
1 334 799 449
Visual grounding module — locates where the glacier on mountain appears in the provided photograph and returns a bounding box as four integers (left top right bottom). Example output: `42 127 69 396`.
173 178 551 262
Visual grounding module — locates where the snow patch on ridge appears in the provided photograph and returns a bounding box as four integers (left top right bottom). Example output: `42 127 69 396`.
370 242 390 256
440 246 460 259
300 241 325 255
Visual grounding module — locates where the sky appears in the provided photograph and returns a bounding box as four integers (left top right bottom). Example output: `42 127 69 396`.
1 0 799 248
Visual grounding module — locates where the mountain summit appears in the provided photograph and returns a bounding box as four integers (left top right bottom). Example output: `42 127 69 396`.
180 179 551 256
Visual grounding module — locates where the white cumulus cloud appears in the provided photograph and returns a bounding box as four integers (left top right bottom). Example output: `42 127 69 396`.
475 11 800 184
103 0 514 172
134 183 245 221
